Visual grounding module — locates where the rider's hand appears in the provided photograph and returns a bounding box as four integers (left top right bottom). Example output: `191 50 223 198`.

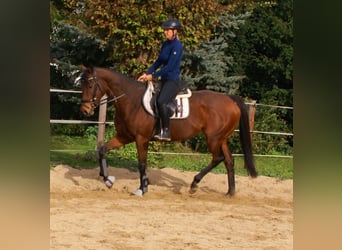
145 74 152 81
138 73 152 82
137 73 146 82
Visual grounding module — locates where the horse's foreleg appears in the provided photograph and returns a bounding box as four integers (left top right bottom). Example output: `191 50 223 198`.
98 144 108 177
138 163 149 193
132 139 150 196
98 136 126 188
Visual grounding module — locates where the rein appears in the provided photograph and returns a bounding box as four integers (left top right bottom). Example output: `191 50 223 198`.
81 69 126 107
97 93 126 106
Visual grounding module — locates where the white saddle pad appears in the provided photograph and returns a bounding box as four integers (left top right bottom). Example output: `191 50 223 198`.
142 81 191 119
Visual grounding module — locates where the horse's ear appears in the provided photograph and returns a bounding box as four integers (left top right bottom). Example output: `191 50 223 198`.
80 65 87 72
80 64 94 74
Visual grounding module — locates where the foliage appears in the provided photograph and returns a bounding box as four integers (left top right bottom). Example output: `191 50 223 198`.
50 20 113 73
226 0 293 152
182 37 241 94
54 0 227 75
229 1 293 102
182 12 250 94
50 20 111 127
50 124 88 136
253 107 293 155
83 125 98 145
50 63 82 122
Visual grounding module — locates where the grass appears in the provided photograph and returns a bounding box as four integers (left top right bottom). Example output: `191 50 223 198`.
50 135 293 179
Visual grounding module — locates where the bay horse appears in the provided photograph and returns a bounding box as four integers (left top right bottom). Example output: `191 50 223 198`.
77 65 257 196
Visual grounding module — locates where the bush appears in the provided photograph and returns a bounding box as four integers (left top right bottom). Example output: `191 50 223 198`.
50 124 88 136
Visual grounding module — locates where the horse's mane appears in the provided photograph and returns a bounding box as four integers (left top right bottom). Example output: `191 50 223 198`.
97 67 145 90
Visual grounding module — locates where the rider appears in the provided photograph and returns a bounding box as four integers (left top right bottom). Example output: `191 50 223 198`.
138 18 183 141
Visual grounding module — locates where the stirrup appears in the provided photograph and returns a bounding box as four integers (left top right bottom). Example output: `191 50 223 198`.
159 136 171 141
154 130 171 141
153 131 162 140
159 130 171 141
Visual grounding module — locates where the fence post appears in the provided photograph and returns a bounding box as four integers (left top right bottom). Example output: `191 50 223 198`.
97 95 107 151
248 100 256 141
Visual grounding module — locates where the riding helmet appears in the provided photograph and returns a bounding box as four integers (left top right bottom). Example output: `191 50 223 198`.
161 18 181 30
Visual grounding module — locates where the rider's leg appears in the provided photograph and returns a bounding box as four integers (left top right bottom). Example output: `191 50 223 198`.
154 80 179 141
157 104 171 141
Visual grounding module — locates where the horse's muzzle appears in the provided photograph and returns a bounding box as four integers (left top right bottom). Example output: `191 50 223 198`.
80 104 95 116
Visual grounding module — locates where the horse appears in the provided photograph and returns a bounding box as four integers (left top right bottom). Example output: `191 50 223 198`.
77 65 257 196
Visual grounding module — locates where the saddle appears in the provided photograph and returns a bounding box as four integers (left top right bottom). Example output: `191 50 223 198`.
142 81 192 119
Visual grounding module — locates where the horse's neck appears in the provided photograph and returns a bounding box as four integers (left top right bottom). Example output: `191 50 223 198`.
99 69 129 96
103 70 144 109
109 78 143 98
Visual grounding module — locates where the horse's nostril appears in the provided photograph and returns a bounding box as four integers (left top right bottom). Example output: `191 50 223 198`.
80 107 93 117
80 107 88 116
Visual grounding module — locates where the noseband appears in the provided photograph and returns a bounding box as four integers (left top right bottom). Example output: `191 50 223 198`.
81 71 101 105
81 69 126 108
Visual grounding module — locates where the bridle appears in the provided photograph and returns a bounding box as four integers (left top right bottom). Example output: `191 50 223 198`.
80 69 126 108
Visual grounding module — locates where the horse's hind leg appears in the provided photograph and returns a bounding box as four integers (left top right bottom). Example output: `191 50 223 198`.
190 141 224 193
221 142 235 196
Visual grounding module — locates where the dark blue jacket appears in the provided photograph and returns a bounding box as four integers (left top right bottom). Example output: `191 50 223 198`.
146 39 183 81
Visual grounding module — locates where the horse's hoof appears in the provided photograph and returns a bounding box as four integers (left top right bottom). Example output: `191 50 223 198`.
189 188 197 194
131 188 144 197
226 190 235 197
189 183 198 194
104 176 115 188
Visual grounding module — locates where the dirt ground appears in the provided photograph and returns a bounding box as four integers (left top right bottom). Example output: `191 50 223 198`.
50 165 293 250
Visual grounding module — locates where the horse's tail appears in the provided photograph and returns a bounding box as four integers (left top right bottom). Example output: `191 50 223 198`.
230 95 258 178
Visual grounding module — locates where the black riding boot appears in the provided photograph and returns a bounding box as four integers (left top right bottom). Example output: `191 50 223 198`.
154 105 171 141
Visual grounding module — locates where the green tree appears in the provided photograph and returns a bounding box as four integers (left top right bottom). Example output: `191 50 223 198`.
54 0 227 75
228 0 293 153
230 0 293 103
182 12 250 94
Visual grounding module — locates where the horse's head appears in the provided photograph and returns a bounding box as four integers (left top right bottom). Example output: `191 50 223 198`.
78 65 106 116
